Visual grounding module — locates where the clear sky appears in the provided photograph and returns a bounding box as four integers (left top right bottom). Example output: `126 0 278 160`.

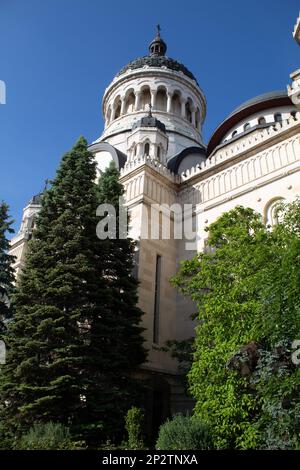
1 0 299 230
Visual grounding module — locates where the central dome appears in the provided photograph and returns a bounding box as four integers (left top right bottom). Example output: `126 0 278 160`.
98 26 206 159
117 55 197 83
116 25 198 84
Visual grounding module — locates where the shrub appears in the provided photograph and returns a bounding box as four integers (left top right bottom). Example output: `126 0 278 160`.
125 407 145 450
17 422 83 450
156 414 212 450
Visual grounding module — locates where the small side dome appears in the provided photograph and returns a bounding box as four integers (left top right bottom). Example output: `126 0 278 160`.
132 106 166 133
132 115 166 133
29 193 43 205
167 146 206 174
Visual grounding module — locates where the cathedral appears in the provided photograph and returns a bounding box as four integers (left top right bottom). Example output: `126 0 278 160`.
9 13 300 431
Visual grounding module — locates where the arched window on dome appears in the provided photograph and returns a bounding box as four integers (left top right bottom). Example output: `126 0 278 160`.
185 99 192 123
244 122 251 131
274 113 282 123
156 87 167 111
258 116 266 125
106 106 111 124
140 87 151 111
144 142 150 156
232 130 238 138
114 97 122 119
124 91 136 114
171 92 181 115
195 107 201 130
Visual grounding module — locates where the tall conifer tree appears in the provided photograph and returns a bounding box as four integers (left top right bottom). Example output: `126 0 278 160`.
81 162 146 443
0 202 15 334
0 137 101 436
0 141 146 445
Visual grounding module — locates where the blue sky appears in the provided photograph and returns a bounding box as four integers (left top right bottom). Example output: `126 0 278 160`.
1 0 299 230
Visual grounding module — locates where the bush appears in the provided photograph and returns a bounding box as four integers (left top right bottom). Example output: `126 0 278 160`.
156 414 212 450
125 407 145 450
17 422 83 450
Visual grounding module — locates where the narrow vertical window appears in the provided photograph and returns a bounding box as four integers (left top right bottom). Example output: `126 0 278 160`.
274 113 282 123
153 255 162 344
157 146 161 160
144 142 150 156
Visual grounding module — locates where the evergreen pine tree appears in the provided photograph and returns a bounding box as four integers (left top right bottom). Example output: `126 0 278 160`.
0 202 15 335
0 143 146 446
80 161 147 444
0 137 105 436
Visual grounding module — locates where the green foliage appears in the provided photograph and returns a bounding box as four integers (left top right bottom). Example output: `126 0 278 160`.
125 407 145 450
80 161 147 445
156 414 212 450
161 338 194 393
0 140 146 446
0 202 15 334
172 202 300 449
16 422 83 450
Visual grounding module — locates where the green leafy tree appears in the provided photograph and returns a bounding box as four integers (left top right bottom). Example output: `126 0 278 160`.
125 407 145 450
0 202 15 334
172 203 300 449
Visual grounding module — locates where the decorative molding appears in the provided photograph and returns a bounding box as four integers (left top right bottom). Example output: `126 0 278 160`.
181 114 300 182
188 134 300 206
120 155 180 183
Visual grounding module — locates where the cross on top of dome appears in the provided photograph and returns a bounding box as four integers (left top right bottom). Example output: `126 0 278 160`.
149 24 167 56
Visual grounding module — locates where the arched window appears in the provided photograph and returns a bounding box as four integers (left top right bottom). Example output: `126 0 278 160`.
157 146 161 160
185 101 192 123
134 145 137 157
141 87 151 110
156 88 167 111
244 122 251 131
171 92 181 115
258 116 266 125
144 142 150 156
232 130 238 138
114 99 121 119
265 198 284 227
124 91 135 114
274 113 282 123
195 108 201 130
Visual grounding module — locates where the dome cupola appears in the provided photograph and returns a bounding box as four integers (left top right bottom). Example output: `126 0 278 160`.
91 28 207 168
148 25 167 56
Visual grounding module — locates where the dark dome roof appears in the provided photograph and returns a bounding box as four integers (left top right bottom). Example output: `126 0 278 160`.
167 146 206 174
228 90 288 117
207 90 292 156
29 193 43 205
132 115 166 133
117 55 197 83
